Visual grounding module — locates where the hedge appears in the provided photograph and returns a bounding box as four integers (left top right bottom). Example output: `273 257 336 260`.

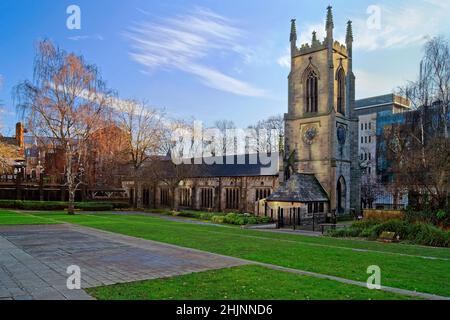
147 209 272 226
363 209 405 221
329 219 450 248
0 200 128 211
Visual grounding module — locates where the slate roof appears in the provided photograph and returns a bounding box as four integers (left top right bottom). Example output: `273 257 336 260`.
266 173 329 203
182 153 279 178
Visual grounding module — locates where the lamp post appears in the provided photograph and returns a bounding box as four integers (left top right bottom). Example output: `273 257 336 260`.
38 163 45 201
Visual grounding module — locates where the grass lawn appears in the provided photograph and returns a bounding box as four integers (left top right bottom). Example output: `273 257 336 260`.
0 210 60 225
19 212 450 298
87 265 414 300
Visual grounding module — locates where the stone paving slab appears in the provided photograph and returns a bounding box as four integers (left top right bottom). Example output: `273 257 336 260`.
0 224 248 300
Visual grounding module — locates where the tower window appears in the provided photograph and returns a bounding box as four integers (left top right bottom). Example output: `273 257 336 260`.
305 69 318 113
336 68 346 114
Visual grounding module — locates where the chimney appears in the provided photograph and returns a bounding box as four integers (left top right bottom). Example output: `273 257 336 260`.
15 122 25 150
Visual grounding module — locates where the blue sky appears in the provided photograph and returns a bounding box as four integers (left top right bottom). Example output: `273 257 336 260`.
1 0 449 134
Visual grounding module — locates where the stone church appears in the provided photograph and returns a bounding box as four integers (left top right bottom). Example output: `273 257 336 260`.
125 7 361 224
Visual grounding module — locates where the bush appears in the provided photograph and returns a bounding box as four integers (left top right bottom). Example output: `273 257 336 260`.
404 208 450 227
370 220 409 238
75 202 114 211
199 212 214 220
222 213 271 226
144 208 272 226
107 202 130 209
329 218 450 248
177 211 201 219
211 216 225 224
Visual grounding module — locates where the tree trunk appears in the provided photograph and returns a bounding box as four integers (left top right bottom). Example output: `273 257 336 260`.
171 186 178 212
68 189 75 215
66 146 75 215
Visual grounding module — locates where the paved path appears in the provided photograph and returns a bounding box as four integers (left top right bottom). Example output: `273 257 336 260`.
0 224 247 300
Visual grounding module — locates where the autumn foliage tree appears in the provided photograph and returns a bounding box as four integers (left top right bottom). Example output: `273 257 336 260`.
0 140 19 174
15 40 114 214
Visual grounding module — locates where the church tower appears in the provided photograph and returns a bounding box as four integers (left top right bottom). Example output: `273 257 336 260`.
284 7 360 214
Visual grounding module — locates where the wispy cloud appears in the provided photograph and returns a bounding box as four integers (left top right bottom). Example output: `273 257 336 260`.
278 1 448 56
353 1 449 51
277 47 290 68
125 7 266 97
68 34 104 41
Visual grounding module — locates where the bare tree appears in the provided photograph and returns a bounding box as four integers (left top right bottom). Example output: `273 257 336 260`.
391 37 450 210
149 119 200 211
360 175 383 209
248 115 284 153
213 119 236 155
14 40 114 214
115 99 166 207
383 117 449 210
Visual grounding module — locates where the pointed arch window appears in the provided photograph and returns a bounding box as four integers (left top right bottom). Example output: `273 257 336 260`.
305 69 318 113
337 68 346 114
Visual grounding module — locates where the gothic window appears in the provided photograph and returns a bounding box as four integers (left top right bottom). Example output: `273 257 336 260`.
305 69 318 113
336 68 346 114
143 188 150 207
179 188 192 207
255 188 272 201
225 188 240 210
200 188 214 209
160 188 170 207
337 176 347 214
